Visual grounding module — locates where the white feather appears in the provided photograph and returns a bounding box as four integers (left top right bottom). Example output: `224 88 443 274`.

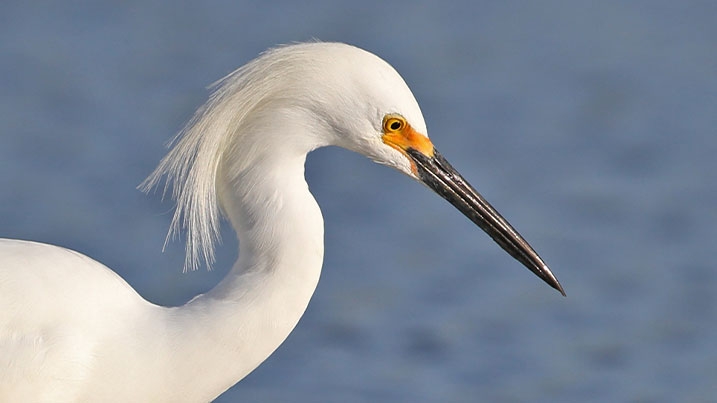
140 42 425 272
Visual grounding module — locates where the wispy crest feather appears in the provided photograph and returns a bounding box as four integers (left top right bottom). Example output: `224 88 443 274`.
139 45 297 272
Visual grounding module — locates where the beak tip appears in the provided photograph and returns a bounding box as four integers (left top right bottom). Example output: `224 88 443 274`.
541 266 566 297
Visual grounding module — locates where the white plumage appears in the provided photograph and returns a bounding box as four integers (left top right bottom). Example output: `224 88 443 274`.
0 42 562 402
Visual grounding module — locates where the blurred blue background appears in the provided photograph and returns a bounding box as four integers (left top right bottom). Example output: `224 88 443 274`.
1 1 716 401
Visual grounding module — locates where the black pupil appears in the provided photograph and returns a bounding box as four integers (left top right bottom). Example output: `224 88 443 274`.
390 121 401 130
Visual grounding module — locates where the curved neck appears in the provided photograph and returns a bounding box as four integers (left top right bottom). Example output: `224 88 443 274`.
163 151 324 401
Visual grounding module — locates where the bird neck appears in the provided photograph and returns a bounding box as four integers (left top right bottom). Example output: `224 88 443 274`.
164 151 324 401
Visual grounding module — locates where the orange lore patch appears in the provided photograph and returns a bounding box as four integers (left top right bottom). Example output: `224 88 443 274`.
381 118 434 174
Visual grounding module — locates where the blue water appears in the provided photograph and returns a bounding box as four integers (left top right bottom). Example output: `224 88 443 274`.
2 1 716 401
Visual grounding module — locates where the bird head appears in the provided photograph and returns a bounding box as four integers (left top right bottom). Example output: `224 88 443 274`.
272 42 564 294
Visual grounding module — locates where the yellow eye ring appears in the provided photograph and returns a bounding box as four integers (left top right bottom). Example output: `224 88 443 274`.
383 115 406 133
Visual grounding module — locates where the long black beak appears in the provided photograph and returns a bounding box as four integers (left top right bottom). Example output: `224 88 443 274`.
407 148 565 296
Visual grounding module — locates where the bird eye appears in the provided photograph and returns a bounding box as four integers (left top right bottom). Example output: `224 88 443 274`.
383 115 406 133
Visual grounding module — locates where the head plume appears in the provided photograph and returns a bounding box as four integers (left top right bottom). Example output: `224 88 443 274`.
140 42 425 271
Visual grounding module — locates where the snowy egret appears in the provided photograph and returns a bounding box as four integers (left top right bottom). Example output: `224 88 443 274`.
0 42 563 401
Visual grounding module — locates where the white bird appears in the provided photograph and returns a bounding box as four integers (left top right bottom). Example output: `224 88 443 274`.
0 42 563 402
